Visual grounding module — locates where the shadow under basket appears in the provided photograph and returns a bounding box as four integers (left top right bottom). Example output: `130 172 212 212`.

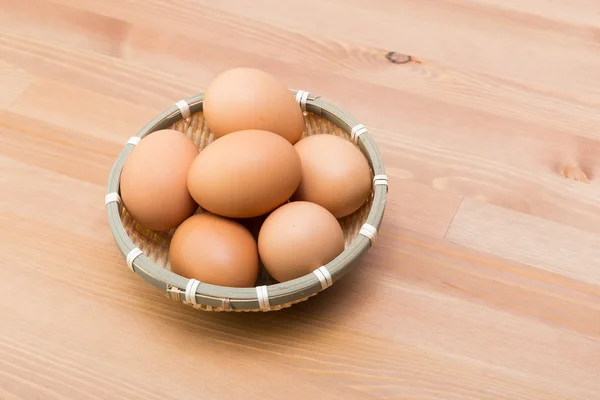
105 90 388 312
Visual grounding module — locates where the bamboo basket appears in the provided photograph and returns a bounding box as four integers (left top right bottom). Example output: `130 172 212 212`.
105 90 387 312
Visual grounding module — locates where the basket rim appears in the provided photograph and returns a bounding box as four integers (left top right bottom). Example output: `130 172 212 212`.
105 89 387 311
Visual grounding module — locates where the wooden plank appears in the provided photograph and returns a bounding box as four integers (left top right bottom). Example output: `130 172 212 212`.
383 176 463 238
3 0 599 153
199 0 600 103
0 0 130 58
2 213 597 400
0 156 108 241
0 111 120 185
0 33 192 110
294 271 600 399
374 113 600 236
35 0 600 142
8 79 158 144
0 387 22 400
0 258 375 400
298 233 600 399
446 198 600 286
373 225 600 335
0 60 33 109
461 0 600 28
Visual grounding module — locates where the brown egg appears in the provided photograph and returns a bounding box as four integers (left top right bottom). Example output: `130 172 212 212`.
294 134 371 218
203 68 305 144
188 129 301 218
120 129 199 231
258 201 345 283
169 213 259 287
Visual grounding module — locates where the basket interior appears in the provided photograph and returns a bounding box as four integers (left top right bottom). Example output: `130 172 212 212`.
119 110 374 287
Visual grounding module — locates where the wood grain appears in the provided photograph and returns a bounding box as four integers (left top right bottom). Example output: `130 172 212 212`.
36 0 600 141
0 61 33 108
9 79 158 143
203 0 600 102
1 0 600 399
446 198 600 285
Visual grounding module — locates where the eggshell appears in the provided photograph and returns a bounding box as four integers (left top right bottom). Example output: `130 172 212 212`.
169 213 259 287
258 201 345 283
187 129 302 218
203 68 305 144
120 129 199 231
293 134 371 218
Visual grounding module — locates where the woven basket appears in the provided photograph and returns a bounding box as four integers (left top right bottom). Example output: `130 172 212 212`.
105 90 387 312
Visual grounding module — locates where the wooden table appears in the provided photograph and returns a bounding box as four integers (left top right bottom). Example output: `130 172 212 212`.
1 1 599 399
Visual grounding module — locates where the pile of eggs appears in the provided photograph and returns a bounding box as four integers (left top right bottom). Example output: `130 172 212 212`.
120 68 372 287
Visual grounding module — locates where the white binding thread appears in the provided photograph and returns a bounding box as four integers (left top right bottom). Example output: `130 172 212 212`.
319 266 333 288
295 90 310 111
313 266 333 290
185 279 201 305
126 247 143 272
175 100 191 120
351 124 368 143
256 285 270 310
373 174 388 190
221 298 232 311
126 136 141 146
313 268 327 289
359 223 378 246
104 192 121 206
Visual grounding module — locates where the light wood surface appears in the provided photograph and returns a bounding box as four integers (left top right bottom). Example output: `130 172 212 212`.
1 1 600 399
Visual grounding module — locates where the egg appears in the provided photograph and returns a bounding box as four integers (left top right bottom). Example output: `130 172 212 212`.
187 129 302 218
169 213 259 287
120 129 199 231
258 201 345 282
203 68 305 144
293 134 371 218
